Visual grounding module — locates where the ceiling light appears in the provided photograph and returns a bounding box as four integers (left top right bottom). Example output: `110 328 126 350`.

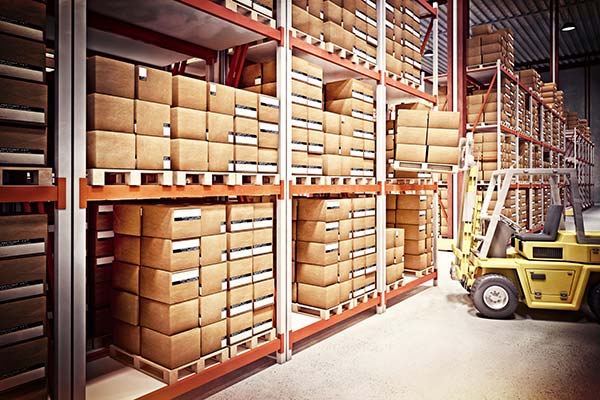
561 22 576 32
424 49 434 57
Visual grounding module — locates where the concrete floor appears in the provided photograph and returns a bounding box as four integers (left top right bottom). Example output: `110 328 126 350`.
195 209 600 400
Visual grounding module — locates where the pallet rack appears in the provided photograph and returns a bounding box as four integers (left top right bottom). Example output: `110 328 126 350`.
565 127 595 210
35 0 443 398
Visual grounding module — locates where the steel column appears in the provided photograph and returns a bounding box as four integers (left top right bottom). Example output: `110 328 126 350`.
550 0 559 84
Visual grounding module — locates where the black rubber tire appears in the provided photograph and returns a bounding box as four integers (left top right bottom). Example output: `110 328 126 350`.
588 284 600 321
471 274 519 319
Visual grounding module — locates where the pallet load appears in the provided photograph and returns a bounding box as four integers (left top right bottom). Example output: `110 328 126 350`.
467 80 517 127
211 0 275 21
467 24 514 72
109 201 275 384
386 0 423 85
385 228 405 287
0 214 49 398
517 68 542 97
390 109 460 175
0 1 50 186
292 197 377 318
386 194 434 275
473 132 516 181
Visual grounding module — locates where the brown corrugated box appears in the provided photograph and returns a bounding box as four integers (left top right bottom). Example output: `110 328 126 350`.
326 79 373 102
338 260 353 282
135 65 172 105
228 284 253 316
253 228 273 255
395 143 426 162
141 237 199 271
171 138 208 171
428 146 459 164
0 337 47 387
227 204 254 232
87 131 135 169
114 235 140 265
228 257 253 288
142 205 202 240
234 144 258 173
0 76 46 124
135 135 170 170
296 262 338 286
111 290 139 325
207 112 234 143
208 142 234 172
253 254 273 281
396 224 427 240
0 296 45 346
404 239 426 255
396 195 431 210
0 124 47 165
396 110 428 127
297 282 339 309
199 261 227 297
253 278 275 309
141 327 200 369
88 56 134 98
228 311 254 344
111 261 139 295
200 204 227 236
259 94 279 123
170 108 206 140
140 298 198 336
207 82 235 115
0 255 45 302
405 253 428 270
200 234 228 267
199 291 227 326
113 204 142 236
297 198 351 221
240 63 262 87
87 93 133 133
296 241 338 265
172 75 206 110
0 0 46 39
201 319 227 355
235 89 258 119
140 266 198 304
295 220 339 243
253 305 274 334
112 320 140 354
395 127 427 145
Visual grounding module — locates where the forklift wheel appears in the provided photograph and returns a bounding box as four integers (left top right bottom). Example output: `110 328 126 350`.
588 284 600 321
471 274 519 319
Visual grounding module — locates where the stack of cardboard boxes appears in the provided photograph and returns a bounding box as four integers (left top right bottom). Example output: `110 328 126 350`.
467 24 514 72
386 194 433 272
110 202 275 371
0 215 48 398
385 228 405 285
0 2 48 169
518 69 542 97
473 133 516 181
385 0 423 84
292 197 377 311
466 81 516 127
391 110 460 167
87 204 115 349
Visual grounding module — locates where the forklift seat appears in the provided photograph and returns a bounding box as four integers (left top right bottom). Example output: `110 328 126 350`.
515 205 563 242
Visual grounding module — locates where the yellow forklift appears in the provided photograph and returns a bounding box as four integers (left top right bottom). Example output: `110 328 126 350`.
451 161 600 319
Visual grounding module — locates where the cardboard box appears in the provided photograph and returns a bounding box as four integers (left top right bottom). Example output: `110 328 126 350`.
142 205 201 240
228 310 254 344
396 224 426 240
227 204 254 232
235 117 258 146
170 138 208 171
296 241 338 265
0 214 46 259
111 261 139 295
397 195 431 210
135 66 172 105
352 275 366 297
172 75 206 110
253 254 273 282
427 128 459 146
338 219 352 240
324 133 340 155
292 127 308 152
253 305 274 335
396 110 428 127
240 63 262 87
0 255 45 303
228 284 253 316
296 262 338 286
297 198 350 221
323 112 340 134
208 142 234 172
296 220 339 243
201 319 228 355
0 0 46 40
141 327 200 369
206 112 234 143
326 98 373 121
253 228 273 256
308 130 324 154
0 337 47 390
405 253 428 270
228 231 254 261
87 93 133 133
87 131 135 169
234 144 258 173
170 108 206 140
87 56 134 98
292 5 324 40
395 209 428 225
136 135 170 170
338 239 352 262
111 290 139 325
134 100 171 137
207 83 235 115
428 146 459 164
261 60 276 84
0 296 45 347
200 234 228 267
395 143 426 162
113 204 142 236
404 239 426 255
0 76 46 124
326 79 374 103
0 124 46 165
338 259 353 282
259 121 279 149
395 127 427 145
141 237 199 271
199 261 228 296
200 205 226 236
140 266 198 304
254 203 273 229
428 111 460 129
322 154 342 175
199 291 227 326
323 21 355 51
140 298 198 335
291 151 308 175
113 320 140 355
235 89 258 119
297 282 339 309
253 278 274 309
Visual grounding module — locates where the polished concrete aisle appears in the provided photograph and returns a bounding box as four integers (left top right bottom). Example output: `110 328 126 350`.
196 211 600 400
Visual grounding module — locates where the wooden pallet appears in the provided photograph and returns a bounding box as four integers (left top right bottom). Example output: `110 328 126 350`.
0 166 53 186
350 52 377 71
109 345 228 385
292 299 354 320
323 41 354 59
404 266 435 277
229 328 276 358
353 289 377 305
290 28 326 50
386 177 434 186
391 161 458 174
173 171 279 186
87 169 173 186
385 278 404 293
291 175 377 186
221 0 276 28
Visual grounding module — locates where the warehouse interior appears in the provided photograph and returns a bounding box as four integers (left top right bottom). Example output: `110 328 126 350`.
1 1 600 399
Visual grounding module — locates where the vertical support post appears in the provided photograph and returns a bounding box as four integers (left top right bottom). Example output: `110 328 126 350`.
432 3 439 110
432 186 439 287
375 0 387 314
55 1 73 398
275 0 291 363
550 0 559 84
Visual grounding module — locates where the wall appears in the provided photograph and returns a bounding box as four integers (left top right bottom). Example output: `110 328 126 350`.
541 66 600 204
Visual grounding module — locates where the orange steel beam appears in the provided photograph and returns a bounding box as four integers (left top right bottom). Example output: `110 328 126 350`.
290 184 380 196
289 35 380 82
79 178 281 208
385 76 437 104
137 339 281 400
385 183 438 193
290 295 380 346
415 0 438 16
0 185 59 203
176 0 282 42
420 18 434 56
471 70 497 135
386 272 438 303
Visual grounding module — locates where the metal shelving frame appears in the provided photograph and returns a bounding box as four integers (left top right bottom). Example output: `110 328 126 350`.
566 127 595 210
47 0 441 398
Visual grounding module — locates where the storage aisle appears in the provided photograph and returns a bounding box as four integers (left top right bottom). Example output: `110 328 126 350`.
186 250 600 400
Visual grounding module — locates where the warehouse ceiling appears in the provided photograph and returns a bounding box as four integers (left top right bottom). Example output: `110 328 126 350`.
421 0 600 75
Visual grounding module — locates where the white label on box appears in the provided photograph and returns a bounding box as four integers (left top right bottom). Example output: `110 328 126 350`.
307 98 322 109
365 0 376 9
308 144 324 154
365 227 376 236
220 222 227 233
291 118 307 128
307 166 322 175
354 268 365 277
291 141 307 152
325 222 339 231
253 269 273 282
173 208 201 221
355 249 366 257
0 365 45 392
418 225 426 231
351 168 363 176
235 161 258 173
163 123 171 137
230 301 253 316
307 120 323 131
0 240 45 258
366 15 377 26
260 122 279 133
230 327 252 343
325 243 339 253
236 133 258 146
254 77 262 85
350 148 363 158
353 27 367 41
221 251 228 262
291 165 307 175
171 269 199 285
231 219 253 232
363 131 375 140
353 229 365 238
385 20 394 30
0 282 44 303
253 243 273 256
222 308 228 319
307 75 322 87
326 200 340 210
419 195 427 201
356 10 367 22
138 67 147 80
365 246 376 255
97 256 114 266
419 210 427 216
230 246 253 260
254 320 273 335
0 107 45 124
365 283 376 292
364 150 375 159
210 83 217 95
260 95 279 108
97 230 114 239
354 210 366 218
385 2 394 12
254 218 273 229
365 265 376 274
172 238 200 253
163 156 171 170
291 70 308 83
98 205 114 213
221 279 228 291
291 93 308 105
367 35 378 46
354 288 365 297
221 337 228 348
229 274 253 288
353 130 365 139
254 294 274 309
